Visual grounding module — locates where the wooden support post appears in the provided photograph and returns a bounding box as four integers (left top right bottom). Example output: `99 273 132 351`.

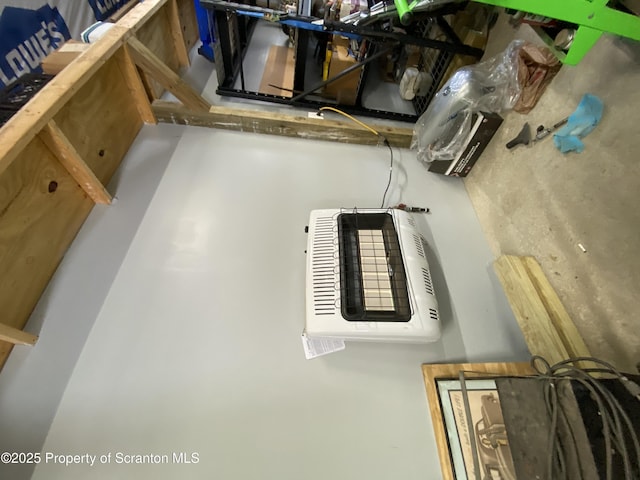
0 323 37 346
116 47 157 124
127 36 210 112
39 120 113 205
167 0 190 68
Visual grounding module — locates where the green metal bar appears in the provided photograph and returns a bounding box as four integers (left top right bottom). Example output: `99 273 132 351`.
531 25 567 62
393 0 414 25
472 0 640 40
563 26 604 65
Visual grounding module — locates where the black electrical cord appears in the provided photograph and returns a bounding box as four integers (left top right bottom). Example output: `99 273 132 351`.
380 138 393 208
531 355 640 480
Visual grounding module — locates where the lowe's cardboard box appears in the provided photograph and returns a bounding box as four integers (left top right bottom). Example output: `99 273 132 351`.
428 112 503 177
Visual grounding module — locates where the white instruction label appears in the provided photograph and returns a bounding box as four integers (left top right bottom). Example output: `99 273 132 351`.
301 331 345 359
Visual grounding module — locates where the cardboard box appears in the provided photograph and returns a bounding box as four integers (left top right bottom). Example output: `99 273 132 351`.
42 40 90 75
324 36 361 106
428 112 503 177
259 45 295 97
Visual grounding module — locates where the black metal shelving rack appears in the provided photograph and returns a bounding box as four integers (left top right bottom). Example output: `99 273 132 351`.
200 0 485 122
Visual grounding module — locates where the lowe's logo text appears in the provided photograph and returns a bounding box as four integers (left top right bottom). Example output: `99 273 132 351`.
0 6 70 87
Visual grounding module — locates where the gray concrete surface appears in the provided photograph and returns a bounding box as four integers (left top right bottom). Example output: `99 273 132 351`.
464 16 640 372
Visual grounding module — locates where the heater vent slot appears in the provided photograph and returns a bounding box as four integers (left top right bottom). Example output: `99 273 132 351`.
413 234 426 259
422 267 434 296
312 216 337 315
429 308 439 322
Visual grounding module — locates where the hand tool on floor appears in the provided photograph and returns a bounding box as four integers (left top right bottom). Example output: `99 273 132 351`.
532 117 568 143
506 122 531 149
506 117 569 150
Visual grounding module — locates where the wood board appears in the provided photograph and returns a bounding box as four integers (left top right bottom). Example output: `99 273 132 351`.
128 38 210 112
0 0 196 371
153 101 415 148
494 255 591 366
519 256 592 360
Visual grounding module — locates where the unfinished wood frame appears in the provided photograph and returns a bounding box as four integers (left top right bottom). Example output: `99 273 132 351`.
0 0 419 371
127 37 209 111
38 120 113 205
0 0 199 370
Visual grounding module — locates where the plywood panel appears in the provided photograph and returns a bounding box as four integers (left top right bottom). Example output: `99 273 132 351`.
0 25 130 178
0 0 176 372
167 0 190 67
53 56 143 186
38 120 113 204
0 138 93 368
114 47 157 124
136 4 181 99
177 0 198 54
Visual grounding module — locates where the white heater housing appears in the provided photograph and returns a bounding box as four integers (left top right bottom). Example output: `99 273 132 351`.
305 208 440 343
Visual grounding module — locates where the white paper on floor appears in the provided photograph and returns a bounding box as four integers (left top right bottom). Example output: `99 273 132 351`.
301 331 345 359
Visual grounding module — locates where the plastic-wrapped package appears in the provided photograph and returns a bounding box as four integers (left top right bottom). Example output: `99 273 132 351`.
412 40 523 164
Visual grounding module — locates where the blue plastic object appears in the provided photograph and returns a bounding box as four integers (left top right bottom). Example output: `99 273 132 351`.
553 93 604 153
194 0 215 61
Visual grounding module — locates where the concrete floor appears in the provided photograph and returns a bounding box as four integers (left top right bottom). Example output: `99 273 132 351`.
464 17 640 372
184 17 640 372
0 44 530 480
8 125 526 480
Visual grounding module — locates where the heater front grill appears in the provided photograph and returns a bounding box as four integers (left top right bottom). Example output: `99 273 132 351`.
338 212 411 322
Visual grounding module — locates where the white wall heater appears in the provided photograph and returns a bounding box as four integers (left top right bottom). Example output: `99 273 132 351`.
305 208 441 343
